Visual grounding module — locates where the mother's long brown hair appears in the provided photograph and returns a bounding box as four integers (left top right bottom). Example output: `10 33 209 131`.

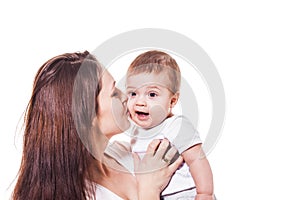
12 51 103 200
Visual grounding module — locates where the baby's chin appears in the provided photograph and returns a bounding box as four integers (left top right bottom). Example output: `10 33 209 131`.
132 119 158 130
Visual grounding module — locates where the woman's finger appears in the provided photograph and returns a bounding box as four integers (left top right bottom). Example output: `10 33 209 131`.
135 139 164 173
153 139 170 160
163 145 180 165
146 139 161 156
168 155 183 173
133 152 141 171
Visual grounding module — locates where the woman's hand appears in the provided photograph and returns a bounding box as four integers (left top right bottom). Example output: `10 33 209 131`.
134 139 183 200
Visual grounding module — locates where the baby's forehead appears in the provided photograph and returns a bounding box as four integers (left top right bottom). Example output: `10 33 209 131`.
126 72 172 89
126 83 169 90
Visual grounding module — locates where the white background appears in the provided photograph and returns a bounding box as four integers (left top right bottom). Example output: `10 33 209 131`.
1 1 299 199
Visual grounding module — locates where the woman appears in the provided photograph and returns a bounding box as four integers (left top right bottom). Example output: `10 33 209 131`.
12 51 182 200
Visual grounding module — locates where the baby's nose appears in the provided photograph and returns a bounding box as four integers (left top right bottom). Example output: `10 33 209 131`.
135 95 147 106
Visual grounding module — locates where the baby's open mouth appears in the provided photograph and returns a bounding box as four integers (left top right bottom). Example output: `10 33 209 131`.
135 111 149 116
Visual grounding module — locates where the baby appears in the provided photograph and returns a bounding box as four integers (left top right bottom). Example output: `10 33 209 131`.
125 50 214 199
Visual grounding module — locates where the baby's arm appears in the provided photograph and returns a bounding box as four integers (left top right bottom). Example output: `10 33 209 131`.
182 144 214 200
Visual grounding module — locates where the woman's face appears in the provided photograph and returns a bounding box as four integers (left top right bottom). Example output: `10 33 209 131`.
96 71 130 138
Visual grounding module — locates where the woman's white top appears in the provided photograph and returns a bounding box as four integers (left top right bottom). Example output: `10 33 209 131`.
95 184 123 200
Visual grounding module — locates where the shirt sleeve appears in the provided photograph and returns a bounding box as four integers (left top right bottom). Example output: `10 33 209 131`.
162 115 202 154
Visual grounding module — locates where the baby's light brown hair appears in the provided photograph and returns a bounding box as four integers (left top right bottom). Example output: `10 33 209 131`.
126 50 181 94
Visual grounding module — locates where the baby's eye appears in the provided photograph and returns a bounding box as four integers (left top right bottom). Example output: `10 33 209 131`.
149 92 157 97
128 92 137 97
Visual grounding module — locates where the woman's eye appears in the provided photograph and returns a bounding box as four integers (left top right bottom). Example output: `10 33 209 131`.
112 91 118 97
112 89 120 97
149 92 157 97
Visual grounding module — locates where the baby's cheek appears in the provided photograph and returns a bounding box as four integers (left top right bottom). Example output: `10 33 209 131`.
126 101 133 112
150 105 168 121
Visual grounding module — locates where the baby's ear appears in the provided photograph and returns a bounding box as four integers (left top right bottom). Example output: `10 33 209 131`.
170 92 179 108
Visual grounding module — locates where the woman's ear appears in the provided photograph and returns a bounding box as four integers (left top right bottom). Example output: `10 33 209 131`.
170 92 179 108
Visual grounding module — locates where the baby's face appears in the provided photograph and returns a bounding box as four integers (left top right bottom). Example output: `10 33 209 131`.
126 72 177 129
